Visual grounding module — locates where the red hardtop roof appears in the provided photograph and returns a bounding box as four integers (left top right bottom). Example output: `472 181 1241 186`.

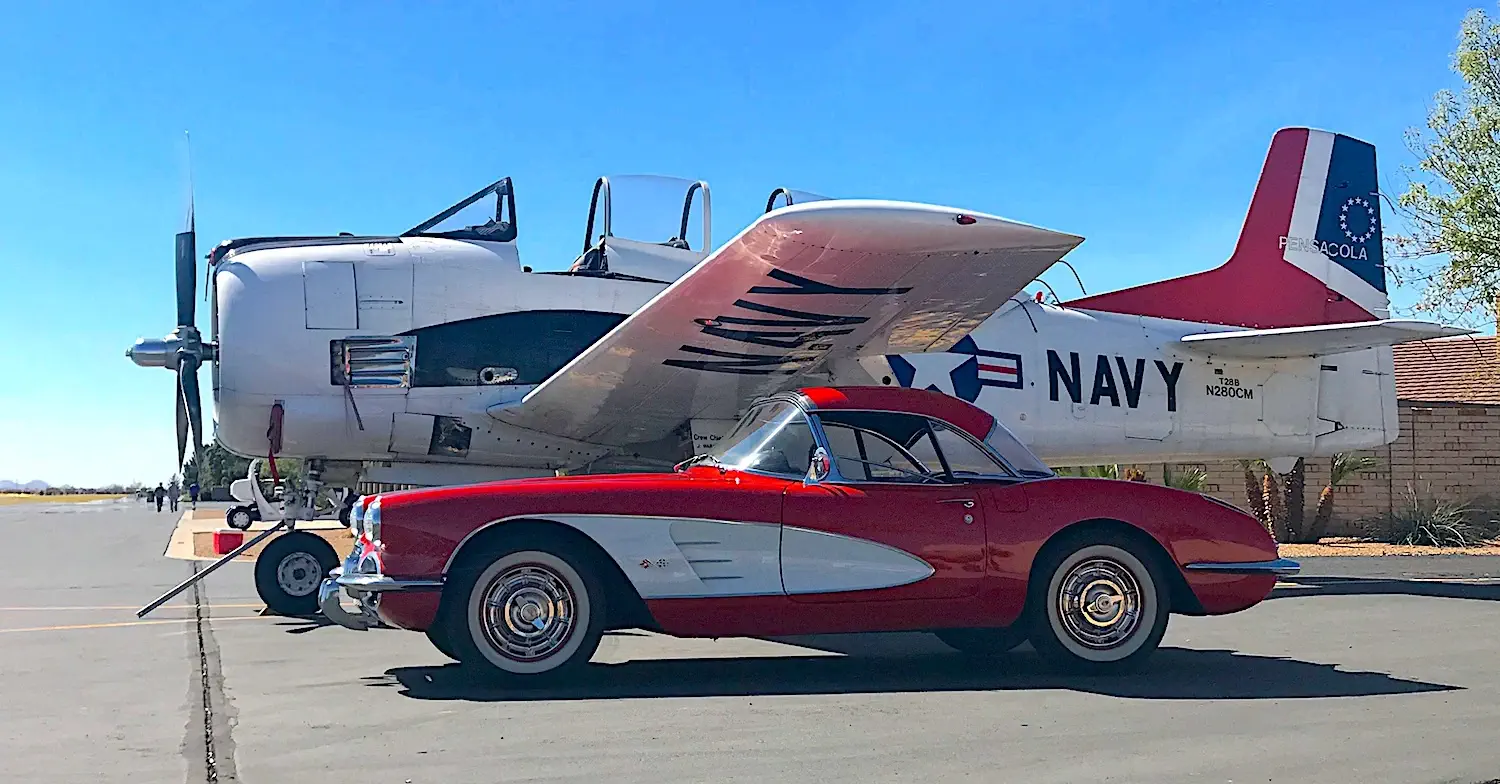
797 386 996 441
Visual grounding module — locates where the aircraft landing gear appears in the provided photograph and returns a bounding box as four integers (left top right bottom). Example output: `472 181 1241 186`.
136 458 362 620
254 531 340 616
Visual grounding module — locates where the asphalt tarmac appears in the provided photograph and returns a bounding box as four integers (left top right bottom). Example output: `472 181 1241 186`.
4 499 1500 784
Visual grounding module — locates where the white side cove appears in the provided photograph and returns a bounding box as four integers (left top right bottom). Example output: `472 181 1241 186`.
780 526 936 594
531 515 935 600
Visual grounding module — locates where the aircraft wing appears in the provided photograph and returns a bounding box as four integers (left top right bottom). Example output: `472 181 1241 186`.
490 199 1082 446
1174 319 1473 359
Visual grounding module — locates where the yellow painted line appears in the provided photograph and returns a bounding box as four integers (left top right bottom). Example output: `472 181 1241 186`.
0 604 263 612
0 615 268 634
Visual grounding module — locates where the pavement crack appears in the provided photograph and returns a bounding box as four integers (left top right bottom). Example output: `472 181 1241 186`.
183 561 240 783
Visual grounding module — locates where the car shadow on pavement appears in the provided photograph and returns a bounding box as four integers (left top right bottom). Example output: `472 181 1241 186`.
370 646 1456 703
1270 577 1500 602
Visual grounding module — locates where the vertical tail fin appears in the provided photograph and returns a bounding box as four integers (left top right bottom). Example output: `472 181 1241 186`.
1065 127 1388 328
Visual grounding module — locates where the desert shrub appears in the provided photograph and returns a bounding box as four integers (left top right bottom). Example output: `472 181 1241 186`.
1381 487 1500 546
1164 466 1207 491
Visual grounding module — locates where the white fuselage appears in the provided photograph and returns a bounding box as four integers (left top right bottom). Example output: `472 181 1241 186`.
212 238 1398 476
851 298 1397 466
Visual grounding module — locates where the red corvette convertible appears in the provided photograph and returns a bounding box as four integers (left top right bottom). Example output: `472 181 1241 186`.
320 386 1296 680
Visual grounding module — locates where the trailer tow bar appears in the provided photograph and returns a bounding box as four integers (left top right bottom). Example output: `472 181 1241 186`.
137 520 291 618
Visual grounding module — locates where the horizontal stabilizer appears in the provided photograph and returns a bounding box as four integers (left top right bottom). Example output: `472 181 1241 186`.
1174 319 1474 359
491 199 1082 447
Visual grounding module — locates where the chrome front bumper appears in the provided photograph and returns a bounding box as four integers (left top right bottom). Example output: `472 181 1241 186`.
317 545 445 631
1183 557 1301 576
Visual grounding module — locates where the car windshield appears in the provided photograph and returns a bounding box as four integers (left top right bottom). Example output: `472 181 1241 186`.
708 401 816 478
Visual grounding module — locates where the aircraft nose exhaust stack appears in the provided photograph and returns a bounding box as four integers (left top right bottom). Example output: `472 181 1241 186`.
127 159 212 473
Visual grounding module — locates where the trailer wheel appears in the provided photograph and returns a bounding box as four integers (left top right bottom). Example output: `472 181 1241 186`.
255 532 339 616
226 505 257 531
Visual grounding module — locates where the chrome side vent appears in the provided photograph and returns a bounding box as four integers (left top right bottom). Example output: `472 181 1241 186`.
331 336 415 388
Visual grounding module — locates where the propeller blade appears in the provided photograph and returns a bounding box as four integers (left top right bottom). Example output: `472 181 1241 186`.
175 211 196 328
180 354 204 471
175 132 196 327
175 372 189 470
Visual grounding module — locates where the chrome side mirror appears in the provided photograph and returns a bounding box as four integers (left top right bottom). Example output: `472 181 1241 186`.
806 447 831 485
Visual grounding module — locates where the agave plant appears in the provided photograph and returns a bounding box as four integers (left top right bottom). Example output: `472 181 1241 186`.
1163 466 1207 491
1384 486 1493 547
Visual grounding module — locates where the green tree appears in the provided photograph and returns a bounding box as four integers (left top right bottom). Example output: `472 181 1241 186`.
182 441 253 489
1392 6 1500 325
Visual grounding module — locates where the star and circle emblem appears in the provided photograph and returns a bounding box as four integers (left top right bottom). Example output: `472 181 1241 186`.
1339 196 1378 244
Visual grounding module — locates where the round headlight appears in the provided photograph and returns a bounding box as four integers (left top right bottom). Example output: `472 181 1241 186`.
350 496 367 537
368 497 381 544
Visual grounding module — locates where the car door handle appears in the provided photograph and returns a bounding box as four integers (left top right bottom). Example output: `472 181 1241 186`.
937 498 975 508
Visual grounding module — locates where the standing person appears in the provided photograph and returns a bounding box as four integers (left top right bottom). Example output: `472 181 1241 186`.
153 484 166 512
188 481 200 510
167 478 180 513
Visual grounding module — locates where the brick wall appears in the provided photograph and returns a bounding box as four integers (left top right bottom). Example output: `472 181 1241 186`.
1125 401 1500 537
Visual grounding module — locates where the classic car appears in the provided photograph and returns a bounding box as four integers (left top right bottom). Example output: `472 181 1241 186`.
319 385 1297 681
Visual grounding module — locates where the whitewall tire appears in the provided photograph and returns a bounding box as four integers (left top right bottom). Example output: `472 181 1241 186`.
445 539 607 683
1028 533 1170 674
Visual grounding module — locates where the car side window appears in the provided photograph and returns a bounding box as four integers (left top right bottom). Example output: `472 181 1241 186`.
819 421 941 483
928 420 1012 478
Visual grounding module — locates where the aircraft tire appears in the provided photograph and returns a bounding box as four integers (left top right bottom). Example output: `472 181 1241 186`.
255 532 340 617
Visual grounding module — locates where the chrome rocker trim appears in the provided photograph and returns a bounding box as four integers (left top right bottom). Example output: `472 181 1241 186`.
1183 558 1301 576
336 573 445 592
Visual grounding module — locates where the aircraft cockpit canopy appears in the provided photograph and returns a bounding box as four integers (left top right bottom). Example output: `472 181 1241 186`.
568 174 711 283
764 188 833 213
402 177 518 243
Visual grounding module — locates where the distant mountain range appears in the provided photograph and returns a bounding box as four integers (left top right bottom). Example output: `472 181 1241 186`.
0 480 51 492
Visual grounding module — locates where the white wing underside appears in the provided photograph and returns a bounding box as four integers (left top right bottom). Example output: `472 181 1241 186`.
1175 319 1474 359
490 199 1082 446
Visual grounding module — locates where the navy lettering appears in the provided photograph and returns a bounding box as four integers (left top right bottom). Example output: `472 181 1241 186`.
1154 359 1183 413
1113 356 1146 409
1090 354 1120 407
1047 350 1082 404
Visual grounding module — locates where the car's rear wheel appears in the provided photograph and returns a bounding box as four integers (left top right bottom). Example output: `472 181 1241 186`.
1027 531 1170 675
442 534 606 684
934 626 1028 656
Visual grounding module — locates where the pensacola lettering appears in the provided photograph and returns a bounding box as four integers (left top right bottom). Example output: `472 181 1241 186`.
1279 235 1367 260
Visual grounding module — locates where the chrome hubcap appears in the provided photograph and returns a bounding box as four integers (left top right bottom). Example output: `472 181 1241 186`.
276 552 323 597
1057 558 1141 649
479 564 576 662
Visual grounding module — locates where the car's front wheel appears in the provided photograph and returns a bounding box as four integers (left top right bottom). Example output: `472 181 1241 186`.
1027 531 1170 675
442 535 606 684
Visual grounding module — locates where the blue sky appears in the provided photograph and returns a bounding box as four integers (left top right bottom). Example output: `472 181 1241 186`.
0 0 1484 486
